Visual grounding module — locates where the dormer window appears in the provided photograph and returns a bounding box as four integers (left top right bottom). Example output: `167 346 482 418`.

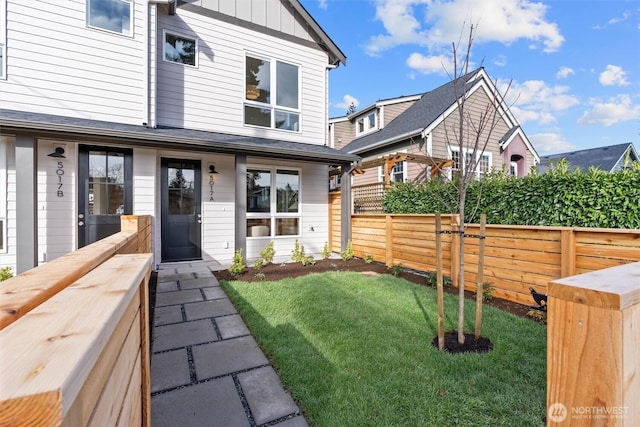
356 111 377 136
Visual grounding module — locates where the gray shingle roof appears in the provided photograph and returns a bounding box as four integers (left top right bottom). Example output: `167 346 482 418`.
0 109 359 164
341 68 484 154
537 143 637 173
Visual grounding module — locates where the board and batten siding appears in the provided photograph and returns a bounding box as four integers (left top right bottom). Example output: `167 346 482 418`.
1 0 146 125
156 7 328 145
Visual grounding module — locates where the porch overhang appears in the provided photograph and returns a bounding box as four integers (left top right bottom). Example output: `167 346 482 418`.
0 109 359 166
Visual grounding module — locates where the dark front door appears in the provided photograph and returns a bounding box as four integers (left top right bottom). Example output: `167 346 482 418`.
161 158 202 262
78 146 133 248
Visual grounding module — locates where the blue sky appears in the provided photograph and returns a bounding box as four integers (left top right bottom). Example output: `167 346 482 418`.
302 0 640 155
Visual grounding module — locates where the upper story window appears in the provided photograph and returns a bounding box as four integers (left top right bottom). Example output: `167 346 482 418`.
356 111 377 136
87 0 133 36
244 55 300 132
163 30 197 67
0 0 6 79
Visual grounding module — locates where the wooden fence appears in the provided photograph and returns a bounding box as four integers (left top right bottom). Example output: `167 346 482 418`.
329 192 640 306
0 215 153 427
547 262 640 425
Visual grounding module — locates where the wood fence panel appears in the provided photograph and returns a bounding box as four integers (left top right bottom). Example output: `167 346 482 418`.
329 193 342 253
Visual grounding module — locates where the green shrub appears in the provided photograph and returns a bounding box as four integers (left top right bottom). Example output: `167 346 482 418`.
364 254 374 264
321 242 331 260
291 240 306 263
301 255 316 266
255 272 266 281
260 241 276 264
0 267 13 282
382 160 640 228
341 240 354 261
253 258 265 269
228 249 246 277
389 264 403 277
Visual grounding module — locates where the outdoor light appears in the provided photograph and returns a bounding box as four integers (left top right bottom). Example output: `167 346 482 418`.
48 147 66 158
209 164 219 174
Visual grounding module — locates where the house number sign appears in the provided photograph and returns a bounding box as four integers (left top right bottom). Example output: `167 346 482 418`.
209 176 215 202
56 161 64 198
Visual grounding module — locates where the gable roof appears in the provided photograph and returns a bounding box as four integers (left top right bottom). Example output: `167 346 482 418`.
0 109 358 164
537 143 638 173
341 68 486 154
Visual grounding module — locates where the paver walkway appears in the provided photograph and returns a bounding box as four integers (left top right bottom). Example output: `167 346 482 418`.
150 262 308 427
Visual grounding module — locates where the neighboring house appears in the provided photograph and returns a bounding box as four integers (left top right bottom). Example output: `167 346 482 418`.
537 143 639 174
338 67 539 188
0 0 358 273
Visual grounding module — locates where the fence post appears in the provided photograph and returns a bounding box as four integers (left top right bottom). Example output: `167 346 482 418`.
560 229 576 278
385 215 393 267
547 262 640 426
450 215 460 290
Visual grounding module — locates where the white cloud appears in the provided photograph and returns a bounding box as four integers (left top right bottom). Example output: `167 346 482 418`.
556 66 574 79
493 54 507 67
365 0 564 57
318 0 328 10
577 94 640 126
593 10 631 29
599 65 629 86
334 94 360 112
406 53 453 75
529 133 575 153
499 80 579 125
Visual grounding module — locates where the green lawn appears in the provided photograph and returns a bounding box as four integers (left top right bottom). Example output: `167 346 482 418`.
221 272 546 427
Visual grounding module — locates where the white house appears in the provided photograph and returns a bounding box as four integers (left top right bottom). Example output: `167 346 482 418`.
0 0 356 273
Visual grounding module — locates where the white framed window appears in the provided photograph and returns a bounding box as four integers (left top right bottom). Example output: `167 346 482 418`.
450 147 492 179
163 30 197 67
244 54 300 131
247 167 300 237
0 0 6 79
356 111 377 136
510 161 518 177
0 142 6 252
378 161 406 183
87 0 133 36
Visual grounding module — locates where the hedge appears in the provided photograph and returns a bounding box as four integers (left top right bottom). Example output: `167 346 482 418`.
382 160 640 229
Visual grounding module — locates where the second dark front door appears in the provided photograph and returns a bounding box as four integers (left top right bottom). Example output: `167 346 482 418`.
161 158 202 262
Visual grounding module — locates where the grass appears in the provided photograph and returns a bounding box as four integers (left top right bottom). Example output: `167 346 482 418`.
221 272 546 427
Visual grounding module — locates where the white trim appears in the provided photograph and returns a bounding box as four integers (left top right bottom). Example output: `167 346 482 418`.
162 29 198 68
0 0 6 80
0 141 6 252
246 165 302 238
449 146 492 179
500 127 540 164
243 53 301 132
86 0 134 37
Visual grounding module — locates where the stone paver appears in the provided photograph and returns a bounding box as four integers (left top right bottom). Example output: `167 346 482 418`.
153 305 183 326
202 286 227 300
238 366 300 425
216 314 251 339
153 319 217 352
192 336 268 379
151 377 249 427
184 299 237 320
151 348 191 393
156 280 179 292
155 289 204 307
151 261 309 427
179 277 219 289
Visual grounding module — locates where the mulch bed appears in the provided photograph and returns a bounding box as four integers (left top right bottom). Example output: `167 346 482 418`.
213 257 535 321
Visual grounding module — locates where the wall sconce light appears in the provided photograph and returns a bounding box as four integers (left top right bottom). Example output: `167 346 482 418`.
48 147 66 158
209 164 219 174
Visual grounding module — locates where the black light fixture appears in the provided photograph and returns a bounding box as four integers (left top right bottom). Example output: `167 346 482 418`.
209 164 219 174
48 147 66 158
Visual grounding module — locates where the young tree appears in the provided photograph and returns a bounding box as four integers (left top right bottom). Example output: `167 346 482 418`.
438 25 512 345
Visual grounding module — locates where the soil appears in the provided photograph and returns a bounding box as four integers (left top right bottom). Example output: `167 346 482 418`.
214 257 536 321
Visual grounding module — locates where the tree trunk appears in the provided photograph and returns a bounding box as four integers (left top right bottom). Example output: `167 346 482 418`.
457 191 466 344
